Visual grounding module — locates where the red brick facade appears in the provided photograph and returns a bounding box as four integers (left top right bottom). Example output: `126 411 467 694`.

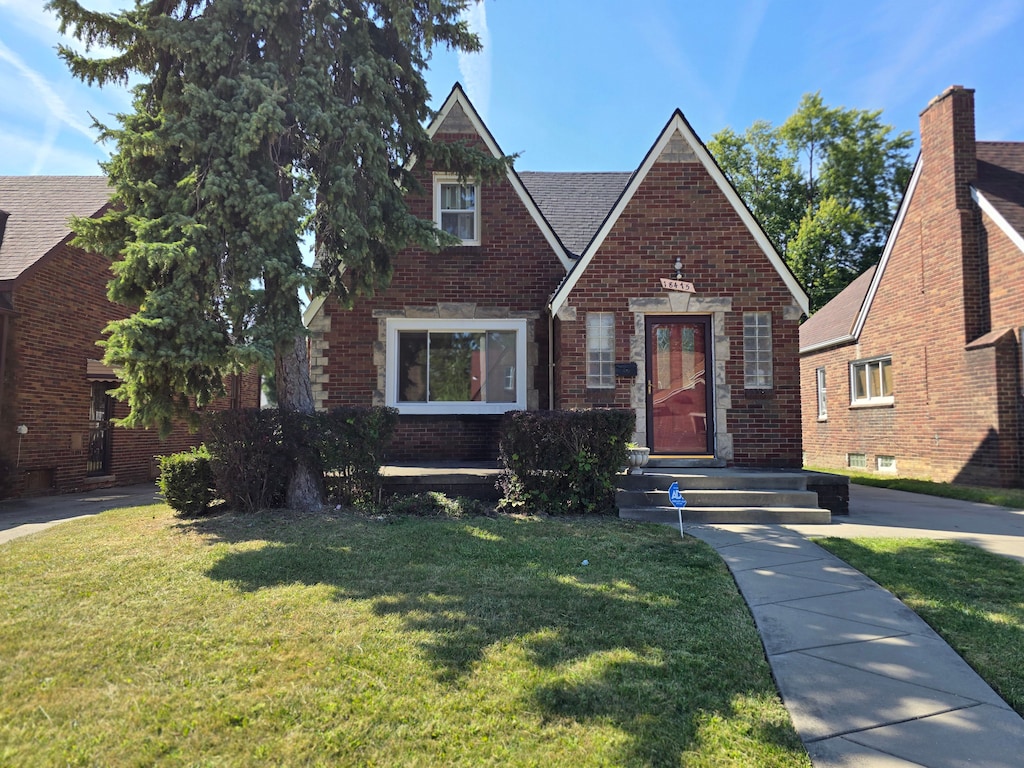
801 87 1024 486
309 88 809 467
1 203 259 499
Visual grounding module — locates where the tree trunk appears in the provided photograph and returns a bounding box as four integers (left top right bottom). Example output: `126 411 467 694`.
276 330 325 511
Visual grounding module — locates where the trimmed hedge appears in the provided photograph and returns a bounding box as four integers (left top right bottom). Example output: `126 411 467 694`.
498 409 633 515
158 445 214 516
199 406 398 513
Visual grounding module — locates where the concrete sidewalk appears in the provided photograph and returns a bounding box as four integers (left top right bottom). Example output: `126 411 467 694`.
686 483 1024 767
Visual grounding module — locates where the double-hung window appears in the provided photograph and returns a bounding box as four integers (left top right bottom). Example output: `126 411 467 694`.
434 175 479 245
586 312 615 389
850 356 893 406
386 318 526 414
743 312 773 388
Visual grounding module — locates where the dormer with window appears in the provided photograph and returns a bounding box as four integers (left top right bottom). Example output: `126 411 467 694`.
434 174 479 245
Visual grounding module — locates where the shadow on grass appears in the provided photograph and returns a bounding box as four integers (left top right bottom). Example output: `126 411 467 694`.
185 511 805 765
819 537 1024 715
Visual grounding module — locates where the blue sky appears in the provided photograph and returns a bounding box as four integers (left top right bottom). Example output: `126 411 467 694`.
1 0 1022 177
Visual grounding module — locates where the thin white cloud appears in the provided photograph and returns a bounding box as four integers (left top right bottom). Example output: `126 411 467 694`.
0 37 96 148
458 0 491 121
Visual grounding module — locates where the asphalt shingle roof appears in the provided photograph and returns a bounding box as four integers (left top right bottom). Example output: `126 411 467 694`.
518 171 633 257
0 176 111 283
976 142 1024 241
799 264 877 352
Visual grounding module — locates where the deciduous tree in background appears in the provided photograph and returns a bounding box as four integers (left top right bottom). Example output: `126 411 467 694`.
709 93 914 311
48 0 505 510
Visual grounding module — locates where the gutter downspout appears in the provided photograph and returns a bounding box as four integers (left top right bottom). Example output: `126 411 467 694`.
547 303 555 411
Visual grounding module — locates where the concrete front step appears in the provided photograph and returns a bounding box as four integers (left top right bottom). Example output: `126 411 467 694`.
617 488 821 509
621 505 832 525
620 470 809 492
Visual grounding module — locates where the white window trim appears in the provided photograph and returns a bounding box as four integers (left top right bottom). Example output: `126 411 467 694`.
433 174 480 246
385 318 526 415
849 355 894 407
816 366 827 421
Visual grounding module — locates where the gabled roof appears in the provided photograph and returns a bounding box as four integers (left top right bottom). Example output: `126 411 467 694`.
799 264 877 352
518 171 633 257
427 84 575 271
548 110 809 316
803 134 1024 356
974 141 1024 252
0 176 111 283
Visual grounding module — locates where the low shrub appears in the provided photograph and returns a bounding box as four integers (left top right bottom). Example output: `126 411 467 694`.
315 407 398 507
158 446 214 516
202 407 397 513
204 409 289 513
498 409 633 515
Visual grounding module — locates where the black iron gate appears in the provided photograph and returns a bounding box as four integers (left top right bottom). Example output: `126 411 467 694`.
87 383 114 476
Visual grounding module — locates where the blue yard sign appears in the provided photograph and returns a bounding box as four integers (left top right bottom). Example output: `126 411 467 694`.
668 482 687 508
668 481 687 538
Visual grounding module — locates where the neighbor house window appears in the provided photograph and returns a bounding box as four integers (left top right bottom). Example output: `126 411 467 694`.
586 312 615 389
848 453 867 469
850 356 893 405
743 312 773 388
386 318 526 414
816 367 827 420
434 175 479 245
877 455 897 473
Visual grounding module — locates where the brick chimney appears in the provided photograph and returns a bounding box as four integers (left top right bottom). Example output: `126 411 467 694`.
919 85 985 341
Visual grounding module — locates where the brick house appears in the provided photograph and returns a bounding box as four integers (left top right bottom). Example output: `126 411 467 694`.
305 85 809 466
800 86 1024 486
0 176 258 498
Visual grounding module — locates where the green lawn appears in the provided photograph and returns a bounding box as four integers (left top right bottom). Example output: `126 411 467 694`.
816 537 1024 716
0 504 809 767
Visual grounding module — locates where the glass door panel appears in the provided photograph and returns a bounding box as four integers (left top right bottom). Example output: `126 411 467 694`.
646 316 713 455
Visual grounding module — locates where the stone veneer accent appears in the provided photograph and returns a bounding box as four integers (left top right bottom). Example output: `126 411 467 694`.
626 294 734 461
307 306 332 412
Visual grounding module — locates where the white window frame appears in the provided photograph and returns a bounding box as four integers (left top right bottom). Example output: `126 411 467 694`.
434 174 480 246
586 312 615 389
816 367 827 420
850 355 893 407
743 311 773 389
385 318 526 415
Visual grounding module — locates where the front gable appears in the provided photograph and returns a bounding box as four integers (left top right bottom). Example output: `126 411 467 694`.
550 112 808 316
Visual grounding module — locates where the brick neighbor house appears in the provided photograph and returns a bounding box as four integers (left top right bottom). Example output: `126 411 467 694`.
800 86 1024 487
305 84 810 466
0 176 258 498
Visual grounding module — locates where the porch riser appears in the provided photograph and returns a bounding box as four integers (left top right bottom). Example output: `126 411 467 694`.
617 490 820 508
621 506 831 525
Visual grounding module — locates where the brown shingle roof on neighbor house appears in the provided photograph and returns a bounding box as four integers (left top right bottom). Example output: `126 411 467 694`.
0 176 111 283
518 171 633 257
799 264 877 352
976 141 1024 240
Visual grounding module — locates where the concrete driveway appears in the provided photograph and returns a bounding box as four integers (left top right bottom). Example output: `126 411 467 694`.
785 483 1024 563
0 483 162 545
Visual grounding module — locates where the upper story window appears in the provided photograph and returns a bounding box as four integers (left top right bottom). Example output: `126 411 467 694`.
850 356 893 406
743 312 773 388
385 318 526 415
586 312 615 389
434 175 479 245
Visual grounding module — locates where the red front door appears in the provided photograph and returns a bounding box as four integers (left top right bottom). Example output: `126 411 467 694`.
646 316 713 455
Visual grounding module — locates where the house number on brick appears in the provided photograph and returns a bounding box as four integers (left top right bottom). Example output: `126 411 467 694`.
660 277 696 293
